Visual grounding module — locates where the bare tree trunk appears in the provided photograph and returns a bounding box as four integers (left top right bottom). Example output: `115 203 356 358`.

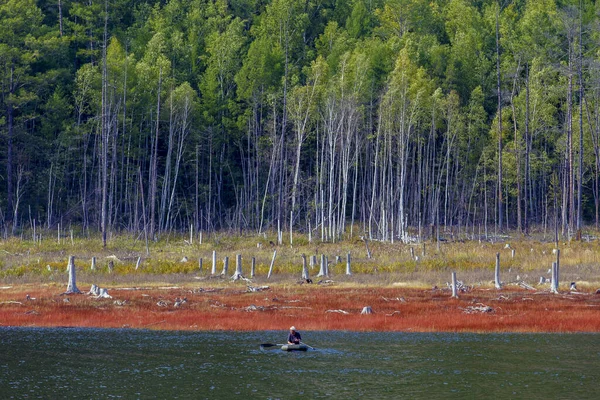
65 256 81 294
301 254 309 280
148 68 163 241
524 63 530 234
510 60 522 232
100 0 109 248
232 254 243 280
577 1 583 235
496 4 503 231
267 250 277 279
58 0 63 36
495 252 502 289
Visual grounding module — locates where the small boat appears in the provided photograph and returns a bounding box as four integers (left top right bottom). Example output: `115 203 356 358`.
280 344 309 351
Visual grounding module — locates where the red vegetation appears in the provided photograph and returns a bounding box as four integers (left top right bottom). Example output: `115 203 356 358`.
2 285 600 332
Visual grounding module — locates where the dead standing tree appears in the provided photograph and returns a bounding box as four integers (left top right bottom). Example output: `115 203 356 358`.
64 256 81 294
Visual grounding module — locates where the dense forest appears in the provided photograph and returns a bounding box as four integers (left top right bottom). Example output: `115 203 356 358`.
1 0 599 244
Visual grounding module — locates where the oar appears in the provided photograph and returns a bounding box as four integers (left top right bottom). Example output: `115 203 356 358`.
260 343 285 349
301 342 315 350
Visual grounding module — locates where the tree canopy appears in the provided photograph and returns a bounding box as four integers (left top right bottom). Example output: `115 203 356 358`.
1 0 599 242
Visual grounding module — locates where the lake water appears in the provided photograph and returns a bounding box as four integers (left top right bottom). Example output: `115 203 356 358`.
1 328 599 399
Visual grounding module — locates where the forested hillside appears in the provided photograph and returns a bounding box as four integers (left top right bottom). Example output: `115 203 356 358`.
1 0 599 243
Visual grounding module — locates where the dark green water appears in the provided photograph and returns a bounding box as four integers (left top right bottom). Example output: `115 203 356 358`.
1 328 599 399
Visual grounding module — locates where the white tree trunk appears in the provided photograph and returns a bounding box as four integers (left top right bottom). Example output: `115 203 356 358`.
267 250 277 279
65 256 81 294
551 261 559 293
494 252 502 289
211 250 217 275
317 254 326 277
232 254 243 280
451 272 458 298
301 254 309 280
221 256 229 276
346 252 352 275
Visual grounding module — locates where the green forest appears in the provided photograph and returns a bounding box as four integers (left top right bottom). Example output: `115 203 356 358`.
1 0 599 244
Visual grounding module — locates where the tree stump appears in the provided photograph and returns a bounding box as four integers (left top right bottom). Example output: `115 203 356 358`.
211 250 217 275
451 272 458 298
346 252 352 276
317 254 326 277
494 253 502 289
221 256 229 276
301 254 309 280
550 262 559 293
65 256 81 294
232 254 243 280
361 306 373 315
88 284 100 296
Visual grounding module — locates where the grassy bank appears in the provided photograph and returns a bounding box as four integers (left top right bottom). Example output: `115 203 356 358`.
1 229 600 290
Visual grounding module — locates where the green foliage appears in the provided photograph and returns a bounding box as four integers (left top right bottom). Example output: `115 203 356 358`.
1 0 600 241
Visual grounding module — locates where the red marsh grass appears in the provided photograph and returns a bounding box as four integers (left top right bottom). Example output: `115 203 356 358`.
2 284 600 333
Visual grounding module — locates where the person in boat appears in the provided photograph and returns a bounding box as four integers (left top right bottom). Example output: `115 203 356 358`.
287 326 302 345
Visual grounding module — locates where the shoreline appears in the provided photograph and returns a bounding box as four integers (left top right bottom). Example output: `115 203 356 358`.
2 283 600 333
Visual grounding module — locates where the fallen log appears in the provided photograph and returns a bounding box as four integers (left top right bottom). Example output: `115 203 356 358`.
326 309 350 314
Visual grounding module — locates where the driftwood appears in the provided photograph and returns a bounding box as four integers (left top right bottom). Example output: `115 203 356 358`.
518 281 536 291
88 284 111 298
382 296 406 302
247 285 270 292
174 297 187 307
461 304 494 314
361 306 373 314
317 279 335 285
326 309 350 314
88 284 100 296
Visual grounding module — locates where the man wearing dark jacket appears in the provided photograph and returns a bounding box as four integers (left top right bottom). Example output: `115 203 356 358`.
287 326 301 344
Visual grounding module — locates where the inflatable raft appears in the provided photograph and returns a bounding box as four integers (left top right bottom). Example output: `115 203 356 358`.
281 344 309 351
